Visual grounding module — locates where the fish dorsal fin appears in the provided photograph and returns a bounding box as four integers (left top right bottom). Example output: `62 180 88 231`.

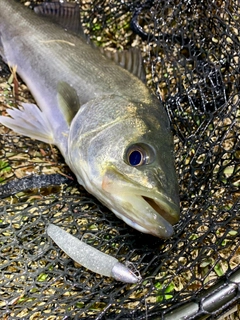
34 1 84 36
34 2 145 82
57 82 80 126
102 48 146 82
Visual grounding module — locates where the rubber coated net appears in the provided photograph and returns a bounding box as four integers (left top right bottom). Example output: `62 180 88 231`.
0 0 239 319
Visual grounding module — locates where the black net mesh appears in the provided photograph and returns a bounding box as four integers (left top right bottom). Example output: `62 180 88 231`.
0 0 239 319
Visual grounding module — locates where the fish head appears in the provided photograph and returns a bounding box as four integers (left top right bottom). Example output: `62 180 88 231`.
68 95 180 238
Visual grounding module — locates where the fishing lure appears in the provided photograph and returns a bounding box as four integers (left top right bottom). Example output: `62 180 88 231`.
47 224 142 283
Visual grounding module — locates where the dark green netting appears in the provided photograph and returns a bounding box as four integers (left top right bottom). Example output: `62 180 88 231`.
0 0 239 319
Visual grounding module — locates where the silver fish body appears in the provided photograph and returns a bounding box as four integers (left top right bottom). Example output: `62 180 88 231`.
0 0 180 238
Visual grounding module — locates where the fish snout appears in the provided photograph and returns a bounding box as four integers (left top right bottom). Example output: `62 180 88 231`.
102 168 180 238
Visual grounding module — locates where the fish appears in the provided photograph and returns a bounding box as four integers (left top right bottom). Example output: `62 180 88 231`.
0 0 180 238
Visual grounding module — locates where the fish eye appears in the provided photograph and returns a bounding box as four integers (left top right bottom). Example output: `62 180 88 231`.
125 143 155 167
128 149 145 166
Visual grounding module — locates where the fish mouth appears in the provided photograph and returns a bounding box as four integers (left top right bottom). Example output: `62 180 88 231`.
102 168 180 239
142 196 178 225
110 191 179 239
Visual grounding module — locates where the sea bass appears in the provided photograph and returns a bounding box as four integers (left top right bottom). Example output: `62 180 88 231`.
0 0 180 238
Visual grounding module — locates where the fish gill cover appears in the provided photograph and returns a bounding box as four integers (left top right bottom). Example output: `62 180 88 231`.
0 0 239 319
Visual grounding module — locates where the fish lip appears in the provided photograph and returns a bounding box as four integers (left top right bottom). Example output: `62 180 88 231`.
112 191 180 239
101 167 180 238
141 194 180 225
137 192 179 238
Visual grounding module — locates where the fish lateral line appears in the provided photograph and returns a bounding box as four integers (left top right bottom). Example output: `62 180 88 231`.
39 39 76 46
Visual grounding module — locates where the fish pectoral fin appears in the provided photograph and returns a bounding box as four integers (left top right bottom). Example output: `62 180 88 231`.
102 48 146 83
34 1 85 37
57 82 80 126
0 103 54 144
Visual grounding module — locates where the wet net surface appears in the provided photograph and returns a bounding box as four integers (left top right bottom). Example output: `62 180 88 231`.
0 0 239 319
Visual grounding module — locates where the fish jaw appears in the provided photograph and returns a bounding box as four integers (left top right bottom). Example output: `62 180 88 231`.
101 167 179 238
112 195 175 238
